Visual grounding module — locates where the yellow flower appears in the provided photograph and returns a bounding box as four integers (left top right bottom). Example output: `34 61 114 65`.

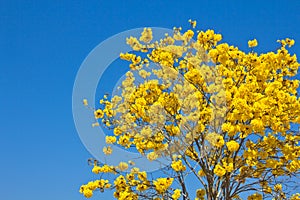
206 133 224 148
139 28 153 43
188 19 197 28
120 52 136 61
139 69 151 79
286 38 295 47
147 152 158 161
137 171 147 181
153 177 174 194
222 122 236 137
171 160 186 172
118 134 131 147
183 29 194 40
128 160 135 166
136 183 149 191
165 125 180 136
103 146 113 155
118 162 128 171
94 109 104 119
248 39 258 47
215 136 225 148
250 118 264 133
223 162 234 172
105 136 117 144
83 189 93 198
172 189 181 200
92 122 99 127
126 36 142 51
92 165 102 174
274 183 282 191
83 99 88 106
247 193 262 200
94 179 109 189
226 140 240 152
198 169 206 176
291 193 300 200
214 164 226 177
196 189 206 198
113 127 123 136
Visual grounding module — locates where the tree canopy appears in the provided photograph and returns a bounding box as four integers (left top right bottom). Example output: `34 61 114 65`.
79 21 300 200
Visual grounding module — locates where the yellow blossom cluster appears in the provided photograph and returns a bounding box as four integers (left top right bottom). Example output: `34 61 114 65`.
139 28 153 43
226 140 240 152
247 193 262 200
153 177 174 194
102 146 112 155
214 164 226 177
172 189 181 200
291 193 300 200
79 179 111 198
197 29 222 50
92 164 115 174
196 189 206 200
248 39 258 48
171 159 186 172
105 135 117 144
206 132 224 148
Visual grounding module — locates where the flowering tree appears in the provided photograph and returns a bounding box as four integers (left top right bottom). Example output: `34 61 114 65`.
79 21 300 200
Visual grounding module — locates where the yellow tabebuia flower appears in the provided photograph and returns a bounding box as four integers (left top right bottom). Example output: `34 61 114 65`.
82 188 93 198
147 151 158 161
94 109 104 119
196 189 206 198
198 169 205 176
214 164 226 177
226 140 240 152
248 39 258 47
247 193 262 200
103 146 112 155
172 189 181 200
83 99 88 106
105 136 117 144
153 177 174 194
139 28 153 43
206 132 224 148
274 183 282 191
92 165 101 174
118 162 128 171
171 160 186 172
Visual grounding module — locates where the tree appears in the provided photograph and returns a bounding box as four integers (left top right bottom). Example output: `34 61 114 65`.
79 21 300 200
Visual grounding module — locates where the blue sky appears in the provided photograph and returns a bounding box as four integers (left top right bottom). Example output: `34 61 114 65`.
1 0 299 199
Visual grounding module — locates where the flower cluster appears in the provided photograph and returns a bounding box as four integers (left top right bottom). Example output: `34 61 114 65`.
153 177 174 194
79 179 111 198
171 159 186 172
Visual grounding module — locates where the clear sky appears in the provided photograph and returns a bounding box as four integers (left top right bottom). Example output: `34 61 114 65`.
1 0 300 199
